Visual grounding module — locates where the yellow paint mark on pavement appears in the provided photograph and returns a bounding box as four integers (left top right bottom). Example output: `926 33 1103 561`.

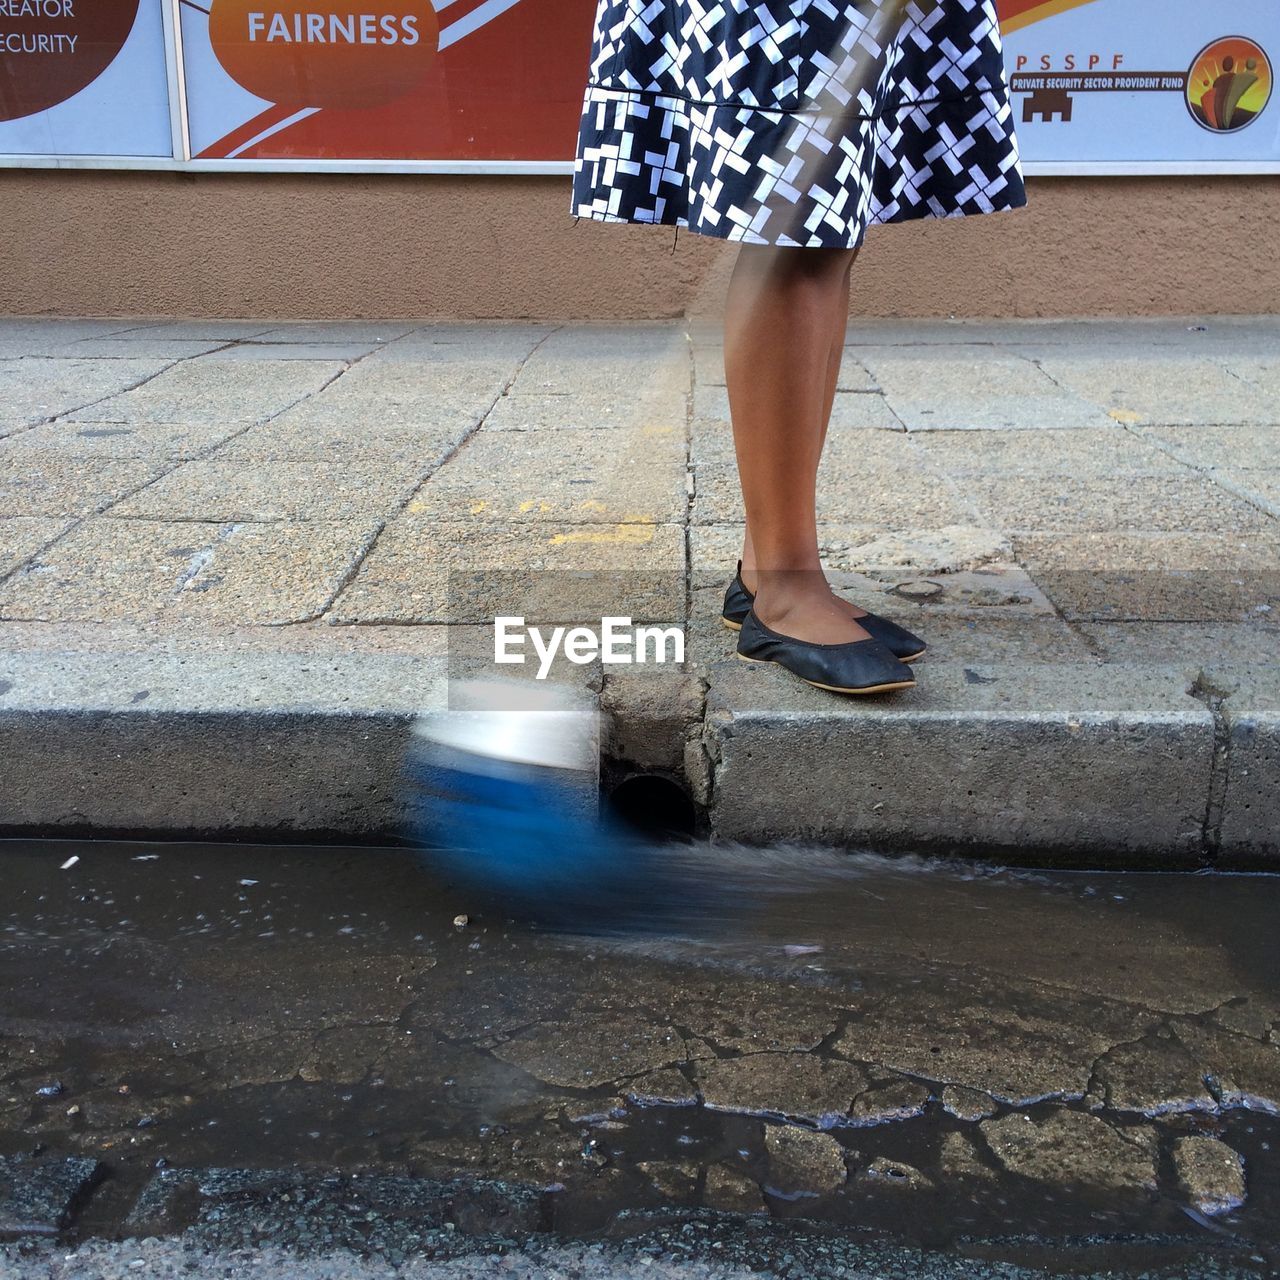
470 500 487 514
1108 408 1142 424
547 524 656 546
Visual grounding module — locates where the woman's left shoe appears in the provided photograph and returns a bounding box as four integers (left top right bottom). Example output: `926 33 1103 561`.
736 609 915 695
720 562 927 662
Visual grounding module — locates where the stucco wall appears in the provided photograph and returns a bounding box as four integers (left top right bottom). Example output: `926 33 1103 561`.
3 169 1276 320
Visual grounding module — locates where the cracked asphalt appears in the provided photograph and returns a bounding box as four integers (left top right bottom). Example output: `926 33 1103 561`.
1 839 1278 1276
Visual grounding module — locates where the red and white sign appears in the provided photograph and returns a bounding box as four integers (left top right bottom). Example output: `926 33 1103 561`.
181 0 597 160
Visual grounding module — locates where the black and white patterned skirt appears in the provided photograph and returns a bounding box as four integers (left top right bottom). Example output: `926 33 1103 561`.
571 0 1027 248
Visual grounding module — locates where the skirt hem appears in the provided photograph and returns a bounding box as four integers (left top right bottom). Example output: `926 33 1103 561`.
571 82 1029 250
571 193 1028 250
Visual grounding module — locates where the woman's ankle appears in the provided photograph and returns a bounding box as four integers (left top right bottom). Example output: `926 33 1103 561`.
751 582 872 642
750 570 832 618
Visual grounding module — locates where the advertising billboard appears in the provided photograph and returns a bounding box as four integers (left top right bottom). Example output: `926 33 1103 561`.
0 0 175 156
0 0 1276 172
1003 0 1276 171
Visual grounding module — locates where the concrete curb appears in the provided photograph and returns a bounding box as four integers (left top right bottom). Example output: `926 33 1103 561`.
0 652 442 840
1 651 1275 863
704 660 1216 865
1204 665 1280 867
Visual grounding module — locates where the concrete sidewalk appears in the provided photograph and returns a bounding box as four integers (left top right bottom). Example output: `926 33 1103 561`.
0 315 1277 862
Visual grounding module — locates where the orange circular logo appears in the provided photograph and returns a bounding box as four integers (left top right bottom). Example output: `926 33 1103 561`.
208 0 440 111
1186 35 1272 132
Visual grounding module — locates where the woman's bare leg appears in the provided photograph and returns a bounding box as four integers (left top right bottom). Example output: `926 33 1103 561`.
738 250 862 607
724 244 871 645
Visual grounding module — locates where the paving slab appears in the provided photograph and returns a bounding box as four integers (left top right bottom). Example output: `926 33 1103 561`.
836 315 1280 350
911 427 1187 475
0 357 173 426
1075 622 1279 665
0 455 166 517
42 337 233 360
0 318 141 350
109 320 280 340
691 418 914 468
0 518 381 625
704 659 1213 860
823 530 1019 575
205 417 472 463
530 322 687 360
872 610 1093 664
693 460 975 527
250 322 422 344
1135 423 1280 471
1015 532 1280 622
409 426 686 525
511 354 687 400
691 561 1060 619
268 360 510 427
0 648 448 715
1030 569 1280 624
484 391 682 431
0 618 452 658
366 323 553 363
687 414 737 467
107 458 428 522
1221 354 1280 399
331 517 685 624
1026 355 1280 426
967 474 1278 534
64 358 346 425
693 383 902 429
694 348 878 391
1215 467 1280 517
689 525 1015 586
202 341 382 362
854 348 1113 430
0 517 75 577
0 419 250 460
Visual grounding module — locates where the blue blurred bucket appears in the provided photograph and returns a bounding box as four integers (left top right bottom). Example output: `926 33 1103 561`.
402 679 650 925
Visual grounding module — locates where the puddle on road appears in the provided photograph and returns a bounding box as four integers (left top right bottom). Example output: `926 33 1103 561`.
1 838 1278 1274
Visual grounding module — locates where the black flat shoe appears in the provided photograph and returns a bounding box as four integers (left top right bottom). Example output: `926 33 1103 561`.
721 561 927 662
736 608 916 696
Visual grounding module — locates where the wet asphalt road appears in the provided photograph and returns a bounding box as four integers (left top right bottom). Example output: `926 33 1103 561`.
2 838 1279 1277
